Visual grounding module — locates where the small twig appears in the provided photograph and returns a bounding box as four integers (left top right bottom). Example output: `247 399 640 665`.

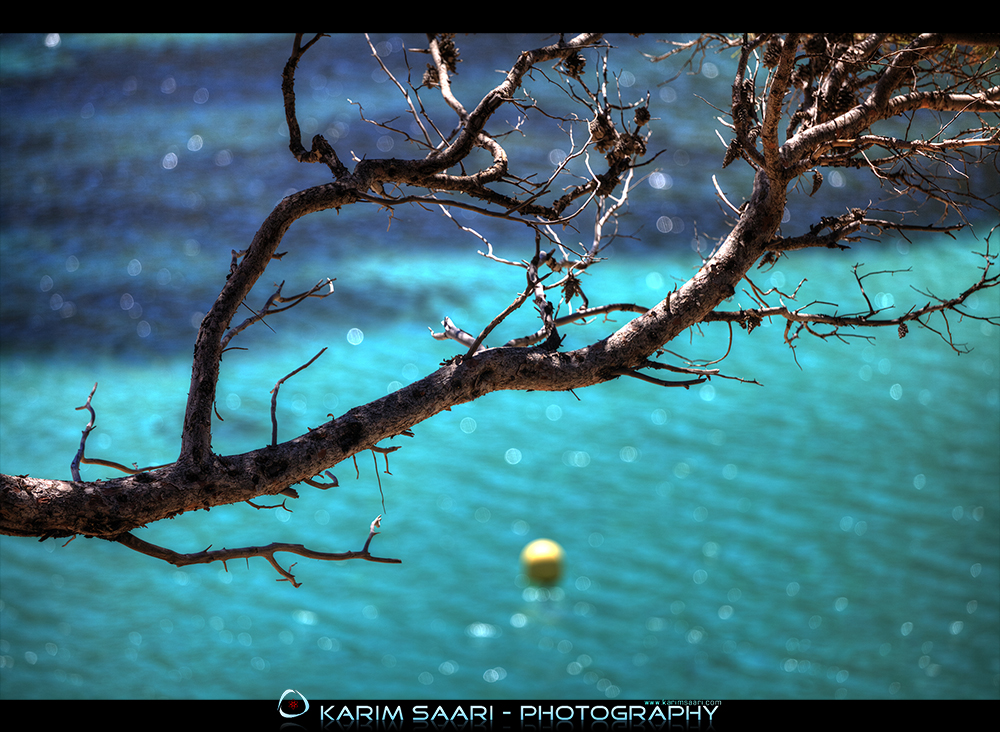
642 359 720 378
302 470 339 490
712 174 741 214
611 369 707 388
114 517 399 588
853 263 913 315
79 457 174 475
466 280 535 358
70 383 98 481
371 450 386 514
246 497 294 512
429 317 481 351
505 244 559 348
271 348 327 446
224 278 334 349
364 34 434 148
362 514 383 553
241 300 276 334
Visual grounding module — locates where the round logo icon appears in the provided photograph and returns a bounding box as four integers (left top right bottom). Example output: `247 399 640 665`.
278 689 309 718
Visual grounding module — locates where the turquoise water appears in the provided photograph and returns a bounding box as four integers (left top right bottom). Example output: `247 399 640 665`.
1 33 999 701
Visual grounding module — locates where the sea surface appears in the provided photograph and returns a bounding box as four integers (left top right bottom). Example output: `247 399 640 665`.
1 33 998 701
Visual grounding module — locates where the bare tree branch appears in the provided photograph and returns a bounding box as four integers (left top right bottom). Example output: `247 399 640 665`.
706 245 999 356
3 33 997 587
114 516 399 588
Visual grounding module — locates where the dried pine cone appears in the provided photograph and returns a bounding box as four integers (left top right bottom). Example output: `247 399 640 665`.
589 113 616 153
723 139 740 168
810 171 823 197
562 52 586 77
763 37 782 67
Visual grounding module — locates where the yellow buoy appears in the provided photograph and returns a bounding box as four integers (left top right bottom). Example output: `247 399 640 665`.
520 539 564 585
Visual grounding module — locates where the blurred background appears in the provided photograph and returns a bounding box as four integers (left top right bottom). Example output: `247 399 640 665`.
1 33 998 700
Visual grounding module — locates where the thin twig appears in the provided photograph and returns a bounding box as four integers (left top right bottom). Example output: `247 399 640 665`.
271 348 327 446
611 369 707 388
70 383 98 481
114 516 398 588
371 450 386 514
80 457 174 475
466 280 535 358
